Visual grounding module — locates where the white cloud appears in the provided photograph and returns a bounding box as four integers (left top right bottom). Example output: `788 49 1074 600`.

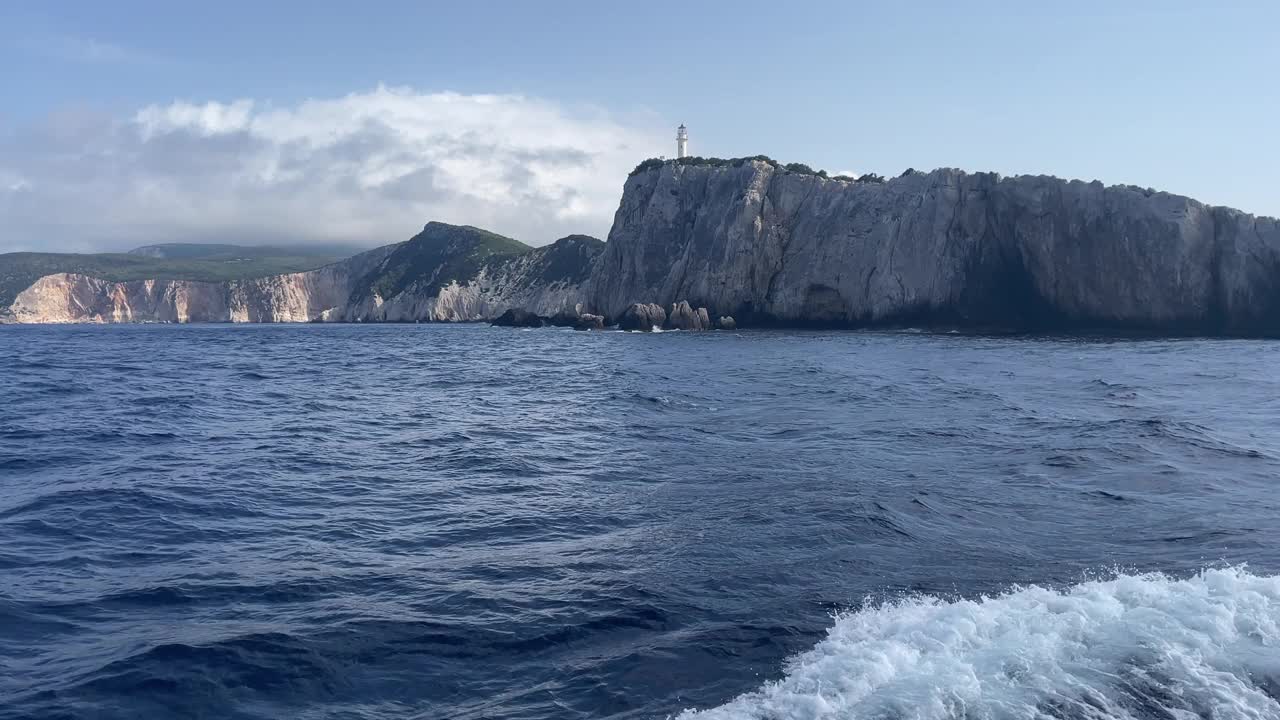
0 86 668 253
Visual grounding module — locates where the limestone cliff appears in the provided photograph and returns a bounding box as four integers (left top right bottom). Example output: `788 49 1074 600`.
1 226 602 324
7 160 1280 334
2 245 396 324
588 160 1280 335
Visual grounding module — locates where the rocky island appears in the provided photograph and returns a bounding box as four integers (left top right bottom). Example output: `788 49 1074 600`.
4 157 1279 335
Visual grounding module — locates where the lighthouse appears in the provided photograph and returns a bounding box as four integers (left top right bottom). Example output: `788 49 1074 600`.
676 124 689 159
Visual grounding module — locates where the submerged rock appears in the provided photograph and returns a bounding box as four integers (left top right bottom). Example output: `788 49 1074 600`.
491 308 546 327
618 303 667 331
664 301 712 330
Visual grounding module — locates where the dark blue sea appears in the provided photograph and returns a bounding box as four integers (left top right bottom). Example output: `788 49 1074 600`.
2 324 1279 720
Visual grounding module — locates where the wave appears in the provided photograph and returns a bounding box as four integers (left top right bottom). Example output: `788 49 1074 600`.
679 567 1280 719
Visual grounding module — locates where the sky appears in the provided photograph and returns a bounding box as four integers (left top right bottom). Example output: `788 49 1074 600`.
1 0 1278 253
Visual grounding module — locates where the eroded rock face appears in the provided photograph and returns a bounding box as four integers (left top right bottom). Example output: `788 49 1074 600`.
588 161 1280 335
618 303 667 331
4 246 396 324
716 316 737 330
343 231 603 323
664 301 712 330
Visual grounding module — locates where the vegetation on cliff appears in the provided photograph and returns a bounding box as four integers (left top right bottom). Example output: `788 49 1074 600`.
534 235 605 284
629 156 888 183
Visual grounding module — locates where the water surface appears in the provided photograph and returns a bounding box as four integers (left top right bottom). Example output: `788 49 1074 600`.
1 325 1278 719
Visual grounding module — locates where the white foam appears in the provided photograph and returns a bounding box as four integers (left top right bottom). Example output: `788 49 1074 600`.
679 567 1280 720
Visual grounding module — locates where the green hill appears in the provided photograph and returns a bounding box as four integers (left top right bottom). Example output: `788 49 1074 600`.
359 223 532 300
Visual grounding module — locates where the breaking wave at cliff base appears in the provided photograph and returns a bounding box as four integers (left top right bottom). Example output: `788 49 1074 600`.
682 567 1280 720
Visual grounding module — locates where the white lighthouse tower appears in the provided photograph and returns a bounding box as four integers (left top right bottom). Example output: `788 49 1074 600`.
676 124 689 158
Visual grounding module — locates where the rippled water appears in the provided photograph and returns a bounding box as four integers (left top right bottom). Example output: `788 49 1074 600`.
2 325 1279 719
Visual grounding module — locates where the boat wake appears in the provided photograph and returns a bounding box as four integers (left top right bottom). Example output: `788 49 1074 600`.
680 567 1280 719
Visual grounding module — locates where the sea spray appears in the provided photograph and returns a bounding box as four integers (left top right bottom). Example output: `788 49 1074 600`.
681 567 1280 720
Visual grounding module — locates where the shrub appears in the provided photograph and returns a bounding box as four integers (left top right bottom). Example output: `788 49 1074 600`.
630 155 848 179
783 162 816 175
630 158 665 175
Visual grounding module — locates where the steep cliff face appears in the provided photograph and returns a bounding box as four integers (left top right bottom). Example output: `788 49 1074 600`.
3 245 397 324
589 161 1280 334
2 226 603 324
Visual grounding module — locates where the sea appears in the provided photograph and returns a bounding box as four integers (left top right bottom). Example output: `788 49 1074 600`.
1 323 1278 720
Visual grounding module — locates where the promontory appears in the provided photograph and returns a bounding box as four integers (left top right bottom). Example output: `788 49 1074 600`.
3 157 1278 336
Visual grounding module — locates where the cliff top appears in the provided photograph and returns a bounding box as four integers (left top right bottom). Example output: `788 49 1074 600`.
625 157 1278 220
629 156 881 183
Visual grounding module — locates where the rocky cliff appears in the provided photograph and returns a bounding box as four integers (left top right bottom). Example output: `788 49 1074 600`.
1 225 602 324
588 160 1280 335
337 226 600 322
7 159 1280 334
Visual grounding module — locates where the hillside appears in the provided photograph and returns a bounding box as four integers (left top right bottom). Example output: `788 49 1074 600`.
355 223 532 301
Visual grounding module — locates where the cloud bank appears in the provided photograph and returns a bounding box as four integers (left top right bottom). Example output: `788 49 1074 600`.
0 87 668 253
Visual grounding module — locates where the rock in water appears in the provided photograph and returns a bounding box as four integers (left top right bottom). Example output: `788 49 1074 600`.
716 316 737 330
573 314 605 331
588 159 1280 336
618 303 667 331
664 301 712 330
491 309 546 327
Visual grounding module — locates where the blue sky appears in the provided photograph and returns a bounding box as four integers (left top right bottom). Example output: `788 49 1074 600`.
2 1 1278 251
